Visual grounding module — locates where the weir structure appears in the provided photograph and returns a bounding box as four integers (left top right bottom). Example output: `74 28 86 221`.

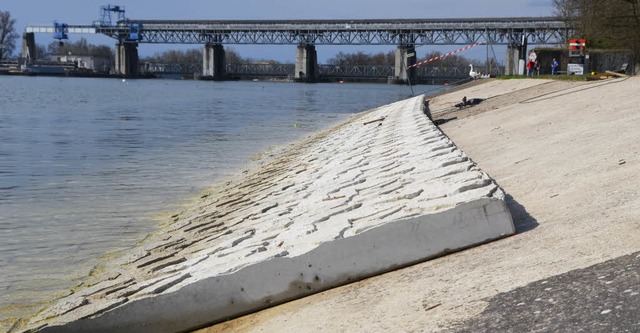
23 8 570 81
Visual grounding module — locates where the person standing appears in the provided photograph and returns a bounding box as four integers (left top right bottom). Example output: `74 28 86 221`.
551 58 559 76
529 50 537 64
527 60 534 76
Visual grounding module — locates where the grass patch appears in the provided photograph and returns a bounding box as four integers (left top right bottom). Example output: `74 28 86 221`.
496 74 588 81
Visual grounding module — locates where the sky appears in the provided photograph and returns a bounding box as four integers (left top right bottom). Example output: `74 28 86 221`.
2 0 556 63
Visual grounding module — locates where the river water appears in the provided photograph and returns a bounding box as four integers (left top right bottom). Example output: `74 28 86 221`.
0 76 444 326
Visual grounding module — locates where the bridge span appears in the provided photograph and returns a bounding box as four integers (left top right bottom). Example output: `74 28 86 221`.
23 9 570 82
142 62 480 84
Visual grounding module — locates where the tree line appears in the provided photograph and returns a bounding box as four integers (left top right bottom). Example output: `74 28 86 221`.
142 47 255 64
46 38 112 58
553 0 640 56
144 49 477 67
328 51 395 65
0 11 19 60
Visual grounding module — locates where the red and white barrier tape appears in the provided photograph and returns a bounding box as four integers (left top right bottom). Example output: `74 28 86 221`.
408 42 483 69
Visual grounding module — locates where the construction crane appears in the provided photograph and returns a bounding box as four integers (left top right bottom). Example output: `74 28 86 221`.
96 4 126 27
94 4 141 42
53 21 68 46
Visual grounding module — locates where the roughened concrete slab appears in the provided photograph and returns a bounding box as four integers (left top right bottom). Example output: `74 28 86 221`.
450 251 640 332
23 96 514 333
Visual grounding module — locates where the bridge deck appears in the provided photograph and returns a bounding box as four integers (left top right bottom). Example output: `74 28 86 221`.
129 17 562 28
26 17 569 46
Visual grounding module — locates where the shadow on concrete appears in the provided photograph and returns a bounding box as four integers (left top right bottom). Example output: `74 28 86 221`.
422 97 457 126
450 250 640 333
422 97 537 234
433 117 457 126
505 194 538 233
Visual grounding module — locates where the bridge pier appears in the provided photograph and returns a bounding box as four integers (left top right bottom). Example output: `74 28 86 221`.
295 44 318 82
505 46 518 76
21 32 36 64
115 42 139 77
203 43 226 80
394 45 417 84
505 38 528 75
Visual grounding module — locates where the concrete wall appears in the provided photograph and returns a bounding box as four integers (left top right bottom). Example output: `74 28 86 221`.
586 51 635 74
533 49 635 75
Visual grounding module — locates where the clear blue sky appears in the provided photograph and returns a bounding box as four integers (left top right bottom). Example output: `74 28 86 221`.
3 0 556 62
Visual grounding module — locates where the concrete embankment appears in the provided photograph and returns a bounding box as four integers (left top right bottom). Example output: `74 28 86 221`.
22 94 514 332
194 77 640 333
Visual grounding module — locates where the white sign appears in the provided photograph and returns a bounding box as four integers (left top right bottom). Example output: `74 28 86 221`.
568 63 584 75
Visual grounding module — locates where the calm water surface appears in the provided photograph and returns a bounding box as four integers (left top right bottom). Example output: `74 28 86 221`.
0 76 444 324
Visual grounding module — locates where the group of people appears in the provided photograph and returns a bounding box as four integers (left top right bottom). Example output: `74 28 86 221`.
526 50 559 76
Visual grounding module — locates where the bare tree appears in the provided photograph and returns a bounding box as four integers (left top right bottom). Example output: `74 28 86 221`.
552 0 640 56
552 0 580 19
328 51 395 66
552 0 580 42
142 47 257 65
225 47 243 64
47 38 113 58
0 11 19 60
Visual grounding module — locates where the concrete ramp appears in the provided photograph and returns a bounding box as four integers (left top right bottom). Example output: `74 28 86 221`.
25 96 514 333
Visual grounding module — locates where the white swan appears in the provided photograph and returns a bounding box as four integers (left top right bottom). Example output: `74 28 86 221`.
469 64 479 80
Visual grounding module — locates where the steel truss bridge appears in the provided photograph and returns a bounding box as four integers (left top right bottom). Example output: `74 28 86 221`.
142 62 483 80
25 14 570 79
27 17 568 46
95 17 568 46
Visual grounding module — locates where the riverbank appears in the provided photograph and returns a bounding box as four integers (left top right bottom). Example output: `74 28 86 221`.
17 81 512 332
197 76 640 332
1 79 424 332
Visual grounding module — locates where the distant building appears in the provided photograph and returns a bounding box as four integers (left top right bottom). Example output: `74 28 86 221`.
52 54 112 74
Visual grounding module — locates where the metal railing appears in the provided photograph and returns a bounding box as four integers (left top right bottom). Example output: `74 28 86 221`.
140 62 496 79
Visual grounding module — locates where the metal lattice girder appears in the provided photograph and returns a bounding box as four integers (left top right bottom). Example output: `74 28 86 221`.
319 65 395 77
227 63 295 76
91 17 570 45
26 25 96 34
142 62 202 73
141 62 480 80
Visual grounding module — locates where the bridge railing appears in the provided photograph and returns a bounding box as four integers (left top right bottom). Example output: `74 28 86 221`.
227 63 295 76
140 62 503 79
0 59 20 68
1 58 79 69
96 17 569 46
319 65 395 78
142 62 201 74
